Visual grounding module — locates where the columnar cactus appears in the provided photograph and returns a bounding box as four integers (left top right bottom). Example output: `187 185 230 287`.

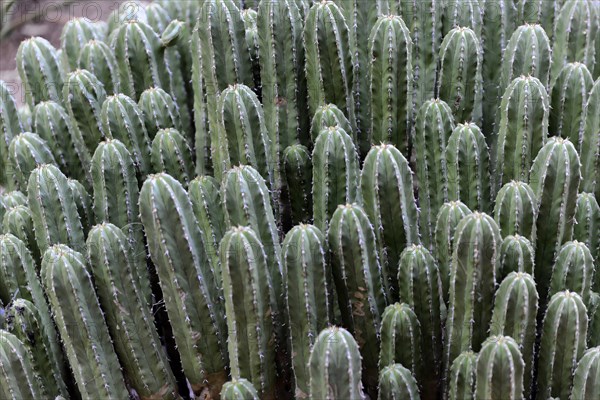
282 144 312 225
308 327 364 400
497 235 535 279
493 181 537 240
0 331 46 399
42 244 129 399
2 205 38 263
475 336 524 400
242 9 260 94
437 27 482 125
7 132 57 191
588 292 600 347
361 144 420 296
67 178 93 235
328 203 385 390
312 126 359 232
78 40 120 95
446 123 491 212
414 99 455 249
434 201 472 302
495 76 549 191
516 0 558 39
0 81 22 188
100 93 152 177
368 15 413 156
16 37 64 108
138 87 182 140
17 105 32 132
60 18 103 71
530 137 581 303
442 0 482 36
27 164 86 254
570 346 600 400
378 363 421 400
447 351 477 400
140 173 228 396
0 191 27 226
573 193 600 289
581 80 600 200
548 241 595 304
444 212 501 372
309 103 353 146
221 378 260 400
151 128 195 187
489 272 538 397
537 290 588 400
5 298 68 397
283 224 333 397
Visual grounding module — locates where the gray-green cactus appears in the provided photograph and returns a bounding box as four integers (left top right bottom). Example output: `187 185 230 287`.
282 144 312 225
442 0 483 37
0 191 27 227
140 173 227 396
0 81 22 188
151 128 195 187
378 363 421 400
516 0 558 39
221 378 260 400
78 40 120 95
447 351 477 400
67 178 93 236
308 327 364 400
309 103 353 146
2 205 40 265
60 18 103 71
242 9 261 94
475 336 524 400
570 346 600 400
7 132 56 191
446 123 491 212
138 87 182 140
581 79 600 201
537 290 588 400
489 272 538 397
493 181 537 240
588 292 600 347
0 330 46 399
549 241 595 304
497 235 535 280
17 106 32 132
573 193 600 290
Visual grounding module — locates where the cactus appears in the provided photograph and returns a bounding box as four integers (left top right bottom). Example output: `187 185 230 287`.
442 0 483 37
588 292 600 347
548 241 594 304
309 103 353 146
221 378 260 400
107 1 148 33
414 99 455 250
378 363 421 400
16 37 63 108
444 212 501 372
7 132 57 191
282 144 312 225
494 76 549 191
5 298 68 397
77 40 120 95
17 105 32 132
42 244 129 399
581 80 600 201
2 205 40 265
368 15 413 156
516 0 558 39
530 137 581 304
570 346 600 400
574 193 600 290
308 327 364 400
497 235 535 279
489 272 538 397
328 203 386 390
151 128 195 187
0 81 23 188
446 123 491 212
0 234 43 310
474 336 524 400
140 173 227 396
60 18 103 71
437 27 482 125
27 164 86 254
100 93 152 177
312 126 359 232
138 87 182 140
537 290 588 400
242 9 261 94
0 191 27 226
434 201 472 303
62 69 107 154
447 351 477 400
493 181 537 240
220 227 278 398
0 331 46 399
67 178 93 236
361 144 420 296
283 224 333 397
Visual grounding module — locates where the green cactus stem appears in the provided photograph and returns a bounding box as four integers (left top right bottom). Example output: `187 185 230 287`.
0 81 23 188
378 363 421 400
474 336 524 400
497 235 535 280
151 128 195 187
282 144 313 225
570 346 600 400
516 0 558 40
242 9 261 94
573 193 600 290
7 132 57 191
0 331 46 399
221 378 260 400
588 292 600 347
447 351 477 400
2 205 40 265
138 87 182 140
77 40 120 95
0 191 27 227
309 103 352 147
548 241 595 304
493 181 537 240
60 18 103 71
581 80 600 201
442 0 482 37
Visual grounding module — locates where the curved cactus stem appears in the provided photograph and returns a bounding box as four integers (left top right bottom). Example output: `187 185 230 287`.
309 103 352 147
151 128 195 187
138 87 182 140
493 181 537 241
475 336 524 400
221 378 260 400
497 235 535 280
0 191 28 229
378 363 421 400
7 132 56 191
60 18 103 71
77 40 120 95
447 350 477 400
548 241 595 304
2 205 40 265
570 346 600 400
0 331 47 399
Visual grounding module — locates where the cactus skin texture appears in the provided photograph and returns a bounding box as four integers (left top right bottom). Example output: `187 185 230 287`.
588 292 600 347
312 126 359 232
368 15 413 156
27 164 86 255
474 336 524 400
282 224 332 398
497 235 535 280
444 212 501 373
549 241 595 304
397 245 443 397
0 81 23 188
221 378 260 400
516 0 558 39
537 291 588 400
489 272 538 398
493 181 537 240
242 9 261 93
2 205 40 264
441 0 482 37
361 144 420 297
5 298 68 397
434 201 472 303
100 94 152 178
67 178 93 237
138 87 182 140
571 346 600 400
282 144 312 225
581 80 600 201
308 327 364 400
60 18 103 71
436 27 482 125
304 1 356 140
448 351 477 400
414 99 455 250
530 137 581 304
42 244 129 399
0 331 46 399
573 193 600 289
549 62 594 148
328 203 386 392
0 191 27 226
446 123 491 213
8 132 57 191
140 173 227 396
220 227 278 399
495 77 549 191
151 128 195 187
87 223 178 399
378 363 421 400
309 103 353 146
77 40 120 95
16 37 64 108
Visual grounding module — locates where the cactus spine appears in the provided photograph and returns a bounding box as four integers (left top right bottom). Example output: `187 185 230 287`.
77 40 120 95
151 128 195 187
0 331 46 399
493 181 537 240
570 346 600 400
7 132 57 191
549 241 595 304
581 80 600 201
474 336 524 400
447 351 477 400
221 378 260 400
282 144 313 225
378 363 421 400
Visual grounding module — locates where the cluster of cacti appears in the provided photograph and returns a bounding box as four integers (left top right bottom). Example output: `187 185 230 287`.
1 1 600 399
